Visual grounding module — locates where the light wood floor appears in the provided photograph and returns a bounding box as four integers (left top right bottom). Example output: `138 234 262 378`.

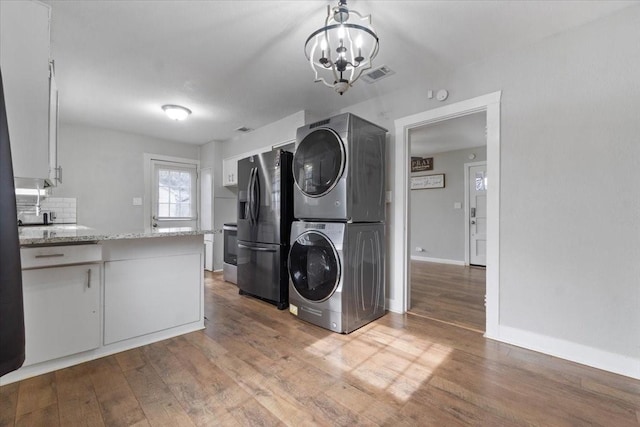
2 271 639 426
409 261 486 332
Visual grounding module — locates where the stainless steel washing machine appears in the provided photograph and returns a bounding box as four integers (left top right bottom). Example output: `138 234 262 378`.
293 113 387 222
288 221 386 333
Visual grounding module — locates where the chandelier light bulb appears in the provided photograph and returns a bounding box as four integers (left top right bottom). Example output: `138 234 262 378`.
355 35 363 48
320 38 328 51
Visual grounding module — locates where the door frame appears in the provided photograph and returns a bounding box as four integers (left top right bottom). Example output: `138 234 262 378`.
464 160 487 266
143 153 200 230
392 91 501 339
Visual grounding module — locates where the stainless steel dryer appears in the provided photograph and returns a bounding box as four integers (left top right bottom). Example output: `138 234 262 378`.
288 221 386 333
293 113 387 222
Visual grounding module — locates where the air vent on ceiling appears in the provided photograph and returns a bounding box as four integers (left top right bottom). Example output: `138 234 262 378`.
235 126 254 133
361 65 395 84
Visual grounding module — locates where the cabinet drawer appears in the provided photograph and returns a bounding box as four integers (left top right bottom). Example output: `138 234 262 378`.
21 244 102 269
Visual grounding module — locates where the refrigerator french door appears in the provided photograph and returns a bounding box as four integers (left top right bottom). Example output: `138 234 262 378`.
237 149 293 309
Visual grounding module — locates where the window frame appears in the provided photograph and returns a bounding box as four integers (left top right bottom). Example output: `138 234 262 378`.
143 154 200 230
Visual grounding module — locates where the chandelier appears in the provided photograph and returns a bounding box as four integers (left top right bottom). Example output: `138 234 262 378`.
304 0 379 95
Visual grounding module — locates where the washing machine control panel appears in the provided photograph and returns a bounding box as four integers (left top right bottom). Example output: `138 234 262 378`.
299 222 344 235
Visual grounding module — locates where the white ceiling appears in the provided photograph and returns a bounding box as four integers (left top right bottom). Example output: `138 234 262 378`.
44 0 635 145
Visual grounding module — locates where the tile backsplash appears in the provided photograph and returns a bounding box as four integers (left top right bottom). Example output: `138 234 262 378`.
43 197 77 223
18 197 77 224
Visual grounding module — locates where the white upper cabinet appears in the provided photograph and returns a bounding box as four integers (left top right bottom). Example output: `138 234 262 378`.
0 1 53 183
222 155 241 187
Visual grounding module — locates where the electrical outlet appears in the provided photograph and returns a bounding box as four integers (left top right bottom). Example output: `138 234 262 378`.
132 197 142 206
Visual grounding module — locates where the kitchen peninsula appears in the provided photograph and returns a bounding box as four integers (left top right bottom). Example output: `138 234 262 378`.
1 226 209 385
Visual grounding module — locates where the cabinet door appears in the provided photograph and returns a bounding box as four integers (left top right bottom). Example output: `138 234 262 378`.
0 1 51 180
104 253 201 345
222 156 239 187
22 264 101 366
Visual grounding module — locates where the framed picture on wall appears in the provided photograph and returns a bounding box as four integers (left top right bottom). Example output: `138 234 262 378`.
411 173 445 190
411 156 433 173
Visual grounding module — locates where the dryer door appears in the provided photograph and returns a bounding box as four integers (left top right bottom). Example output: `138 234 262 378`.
289 231 340 302
293 128 345 197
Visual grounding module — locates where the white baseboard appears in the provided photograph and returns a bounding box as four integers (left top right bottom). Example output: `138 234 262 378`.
386 298 403 314
495 325 640 380
410 255 465 266
0 321 205 386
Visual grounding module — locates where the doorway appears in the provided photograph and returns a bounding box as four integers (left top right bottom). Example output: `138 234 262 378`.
392 91 501 339
143 153 200 231
407 113 487 331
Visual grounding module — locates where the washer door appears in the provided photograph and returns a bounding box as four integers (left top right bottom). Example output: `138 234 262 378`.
293 128 345 197
289 231 340 302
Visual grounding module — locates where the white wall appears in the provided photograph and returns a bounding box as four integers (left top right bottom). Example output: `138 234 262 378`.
199 140 224 269
410 146 486 262
341 6 640 377
52 124 199 232
220 110 306 159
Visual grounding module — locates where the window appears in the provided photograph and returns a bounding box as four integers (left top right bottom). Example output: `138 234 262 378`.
157 167 194 218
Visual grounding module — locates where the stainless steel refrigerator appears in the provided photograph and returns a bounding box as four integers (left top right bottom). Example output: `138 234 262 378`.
237 149 294 309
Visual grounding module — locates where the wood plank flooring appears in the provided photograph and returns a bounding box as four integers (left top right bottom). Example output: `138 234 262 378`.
409 261 486 332
2 271 639 426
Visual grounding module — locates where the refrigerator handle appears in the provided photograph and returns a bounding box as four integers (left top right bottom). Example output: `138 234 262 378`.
247 168 255 225
252 167 260 223
238 243 277 253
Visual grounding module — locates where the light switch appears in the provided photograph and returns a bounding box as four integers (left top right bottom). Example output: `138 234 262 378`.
385 191 393 203
454 202 462 209
133 197 143 206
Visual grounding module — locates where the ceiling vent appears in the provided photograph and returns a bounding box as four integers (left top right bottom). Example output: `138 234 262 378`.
235 126 254 133
361 65 395 84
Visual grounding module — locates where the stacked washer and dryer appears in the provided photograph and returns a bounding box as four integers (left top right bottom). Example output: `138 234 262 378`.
288 113 387 333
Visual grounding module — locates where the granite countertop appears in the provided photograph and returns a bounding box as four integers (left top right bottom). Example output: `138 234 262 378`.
19 224 212 246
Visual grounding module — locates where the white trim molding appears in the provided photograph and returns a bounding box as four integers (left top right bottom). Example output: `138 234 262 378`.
410 255 465 266
391 91 502 340
498 325 640 380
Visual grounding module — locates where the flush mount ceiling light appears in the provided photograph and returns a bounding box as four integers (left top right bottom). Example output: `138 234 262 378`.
305 0 379 95
161 104 192 121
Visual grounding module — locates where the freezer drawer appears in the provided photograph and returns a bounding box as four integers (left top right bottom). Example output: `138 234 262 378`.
236 241 288 309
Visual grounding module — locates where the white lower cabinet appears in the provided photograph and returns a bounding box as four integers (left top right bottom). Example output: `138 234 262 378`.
103 253 202 345
22 264 101 366
2 237 204 386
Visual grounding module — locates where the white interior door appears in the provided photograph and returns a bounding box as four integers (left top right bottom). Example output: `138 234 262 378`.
468 163 487 266
150 159 198 229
